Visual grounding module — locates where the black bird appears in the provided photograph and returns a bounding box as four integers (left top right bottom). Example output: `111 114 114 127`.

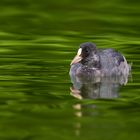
70 42 131 77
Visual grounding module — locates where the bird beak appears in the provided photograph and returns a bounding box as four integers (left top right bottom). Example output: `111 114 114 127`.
70 48 82 65
70 55 82 65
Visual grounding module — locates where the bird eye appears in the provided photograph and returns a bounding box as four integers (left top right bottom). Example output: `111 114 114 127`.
85 49 89 53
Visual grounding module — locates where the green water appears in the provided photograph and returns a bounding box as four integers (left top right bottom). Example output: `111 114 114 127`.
0 0 140 140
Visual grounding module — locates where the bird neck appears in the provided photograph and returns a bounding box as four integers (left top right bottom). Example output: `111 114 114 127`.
82 54 101 69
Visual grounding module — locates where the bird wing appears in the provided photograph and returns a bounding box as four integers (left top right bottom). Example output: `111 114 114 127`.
99 49 125 73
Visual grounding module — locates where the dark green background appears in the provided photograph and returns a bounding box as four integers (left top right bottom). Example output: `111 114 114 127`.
0 0 139 140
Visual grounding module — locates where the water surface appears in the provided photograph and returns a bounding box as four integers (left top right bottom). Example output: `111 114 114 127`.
0 0 140 140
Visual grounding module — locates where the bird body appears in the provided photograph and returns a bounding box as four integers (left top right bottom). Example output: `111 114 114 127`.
70 42 130 77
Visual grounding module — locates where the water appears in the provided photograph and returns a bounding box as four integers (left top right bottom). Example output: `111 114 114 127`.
0 0 140 139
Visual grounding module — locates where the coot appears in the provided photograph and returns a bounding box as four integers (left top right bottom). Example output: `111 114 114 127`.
70 42 131 77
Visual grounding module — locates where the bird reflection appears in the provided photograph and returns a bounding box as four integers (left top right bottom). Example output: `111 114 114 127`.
70 74 129 99
70 73 129 136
